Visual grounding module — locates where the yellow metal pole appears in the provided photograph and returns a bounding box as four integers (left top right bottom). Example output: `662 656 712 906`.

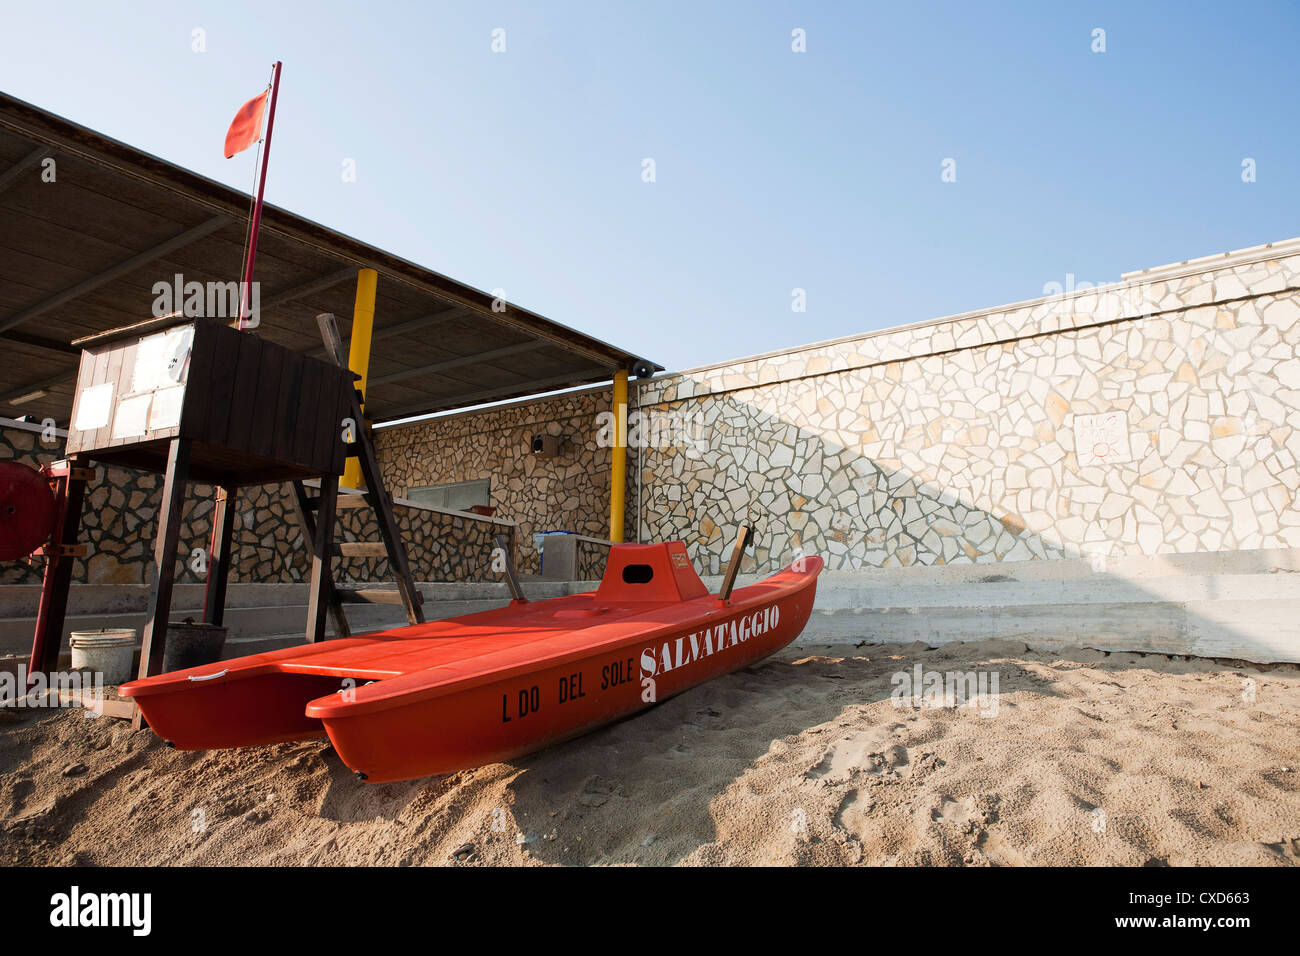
609 369 628 543
342 268 378 490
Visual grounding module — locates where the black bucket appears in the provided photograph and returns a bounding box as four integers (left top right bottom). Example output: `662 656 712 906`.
163 621 228 672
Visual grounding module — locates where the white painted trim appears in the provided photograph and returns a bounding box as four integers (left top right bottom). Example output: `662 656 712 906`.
640 235 1300 386
0 416 66 438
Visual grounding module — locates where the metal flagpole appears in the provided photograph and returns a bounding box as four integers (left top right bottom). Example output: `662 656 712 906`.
236 60 282 331
206 61 280 622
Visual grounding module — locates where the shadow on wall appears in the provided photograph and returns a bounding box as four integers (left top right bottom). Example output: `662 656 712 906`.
637 287 1300 578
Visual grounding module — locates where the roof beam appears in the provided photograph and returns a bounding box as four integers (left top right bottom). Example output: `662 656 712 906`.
2 371 74 408
0 145 53 195
368 340 547 388
307 305 472 358
0 330 80 355
261 266 355 311
373 368 615 423
372 306 472 344
0 214 229 334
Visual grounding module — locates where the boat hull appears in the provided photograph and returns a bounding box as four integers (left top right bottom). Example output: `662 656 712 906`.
317 583 817 782
121 544 823 782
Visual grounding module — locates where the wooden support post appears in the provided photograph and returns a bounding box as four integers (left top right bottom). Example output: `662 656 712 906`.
296 478 347 639
716 523 753 606
133 438 192 728
306 474 339 642
349 390 424 625
288 480 351 639
203 485 238 626
29 458 90 681
494 533 527 603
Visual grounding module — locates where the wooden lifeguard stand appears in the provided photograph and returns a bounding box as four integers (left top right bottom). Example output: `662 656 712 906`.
28 313 424 725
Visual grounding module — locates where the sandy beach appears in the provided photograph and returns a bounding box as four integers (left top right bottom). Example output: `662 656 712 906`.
2 639 1298 867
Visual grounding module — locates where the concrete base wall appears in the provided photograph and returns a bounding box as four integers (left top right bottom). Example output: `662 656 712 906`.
791 547 1300 663
3 548 1296 665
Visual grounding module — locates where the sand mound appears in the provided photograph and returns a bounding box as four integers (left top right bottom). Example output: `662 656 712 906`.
2 642 1299 866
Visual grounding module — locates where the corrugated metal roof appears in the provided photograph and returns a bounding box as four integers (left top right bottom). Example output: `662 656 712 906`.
0 92 660 426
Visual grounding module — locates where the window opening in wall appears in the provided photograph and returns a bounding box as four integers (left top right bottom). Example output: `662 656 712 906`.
406 478 490 512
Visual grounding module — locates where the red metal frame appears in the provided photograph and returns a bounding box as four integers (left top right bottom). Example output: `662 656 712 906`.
27 459 91 689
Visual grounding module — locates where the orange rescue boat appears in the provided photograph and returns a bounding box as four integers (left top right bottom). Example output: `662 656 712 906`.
121 541 823 782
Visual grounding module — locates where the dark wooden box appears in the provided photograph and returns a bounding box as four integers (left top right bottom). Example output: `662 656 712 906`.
65 315 354 484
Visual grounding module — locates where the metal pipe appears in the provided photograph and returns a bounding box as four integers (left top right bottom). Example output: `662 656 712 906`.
342 268 378 489
609 369 628 542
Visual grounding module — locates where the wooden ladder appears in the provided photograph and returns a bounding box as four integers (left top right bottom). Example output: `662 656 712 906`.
288 314 426 640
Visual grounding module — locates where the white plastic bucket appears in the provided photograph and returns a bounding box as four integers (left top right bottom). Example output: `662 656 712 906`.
69 628 137 685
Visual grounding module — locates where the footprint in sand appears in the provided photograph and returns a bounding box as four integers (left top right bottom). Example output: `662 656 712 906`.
929 794 1026 866
806 725 910 783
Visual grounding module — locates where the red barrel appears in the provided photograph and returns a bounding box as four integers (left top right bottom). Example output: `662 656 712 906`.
0 461 56 561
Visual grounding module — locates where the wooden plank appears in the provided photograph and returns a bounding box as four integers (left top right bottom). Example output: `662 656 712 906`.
47 688 137 720
270 347 305 465
304 367 348 477
247 339 284 460
315 312 348 367
287 481 350 638
332 494 371 510
70 310 194 348
494 533 527 603
104 338 139 449
305 474 338 643
202 323 243 449
717 524 754 604
222 331 263 453
334 588 408 606
349 385 424 624
95 344 126 450
325 370 352 475
63 349 98 454
202 485 238 626
179 320 214 439
133 438 192 729
291 358 323 467
336 541 388 557
80 347 111 451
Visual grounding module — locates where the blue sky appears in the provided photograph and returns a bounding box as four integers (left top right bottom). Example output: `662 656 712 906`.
3 1 1297 373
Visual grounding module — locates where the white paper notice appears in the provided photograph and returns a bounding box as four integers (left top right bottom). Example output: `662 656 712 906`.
162 325 193 384
73 382 114 432
131 333 169 393
148 385 185 431
131 326 193 393
111 393 151 440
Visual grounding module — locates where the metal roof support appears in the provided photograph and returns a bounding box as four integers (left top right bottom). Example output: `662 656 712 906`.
261 266 356 311
368 340 548 388
0 144 53 195
0 330 80 355
2 371 75 408
305 305 470 359
374 368 617 423
371 306 471 343
0 214 229 334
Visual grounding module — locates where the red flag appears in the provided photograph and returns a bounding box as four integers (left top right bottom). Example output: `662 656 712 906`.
223 90 269 158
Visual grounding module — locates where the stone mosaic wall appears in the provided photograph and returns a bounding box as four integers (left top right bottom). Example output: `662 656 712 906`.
0 424 501 586
630 243 1300 573
375 388 631 574
8 240 1298 586
378 239 1300 579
